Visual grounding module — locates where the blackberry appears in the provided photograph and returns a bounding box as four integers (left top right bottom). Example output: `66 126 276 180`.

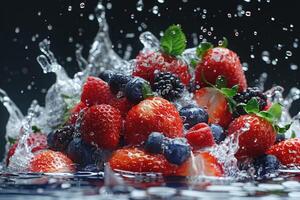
47 125 75 151
233 87 267 117
153 72 184 101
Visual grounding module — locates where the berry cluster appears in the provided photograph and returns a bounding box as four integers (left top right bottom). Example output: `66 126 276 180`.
6 25 297 178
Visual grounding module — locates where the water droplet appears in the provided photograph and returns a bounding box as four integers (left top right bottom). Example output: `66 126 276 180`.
242 62 249 71
88 14 95 21
261 51 270 64
136 0 144 12
245 11 251 16
250 54 255 59
66 57 72 62
157 0 164 3
37 11 42 16
227 13 232 18
68 6 72 11
47 24 53 30
152 5 159 15
286 51 292 57
271 58 278 65
15 27 20 33
290 63 298 70
106 2 112 9
244 0 251 2
271 17 275 21
80 2 85 9
293 38 299 48
253 31 257 35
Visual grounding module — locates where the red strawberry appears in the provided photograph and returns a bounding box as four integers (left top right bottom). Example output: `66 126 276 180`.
80 104 122 149
110 97 133 118
124 97 183 145
185 123 215 150
195 47 247 92
194 87 232 128
6 132 48 166
29 150 75 173
228 114 276 159
67 102 87 125
133 51 191 85
81 76 113 106
109 147 178 175
176 151 224 177
267 138 300 166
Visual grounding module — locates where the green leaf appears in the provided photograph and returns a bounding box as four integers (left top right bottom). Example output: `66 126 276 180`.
7 136 17 145
142 83 154 99
190 59 198 69
266 103 282 121
220 85 238 98
291 131 297 138
256 111 274 123
219 37 228 48
215 76 227 89
243 98 260 114
160 25 186 56
196 42 213 59
274 123 292 134
32 125 41 133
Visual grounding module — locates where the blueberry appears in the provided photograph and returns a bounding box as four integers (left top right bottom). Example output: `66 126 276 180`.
179 105 209 129
47 125 74 151
125 77 152 104
210 124 226 144
109 73 132 93
66 138 97 166
254 155 280 177
163 138 191 165
99 70 114 83
275 134 285 144
145 132 165 153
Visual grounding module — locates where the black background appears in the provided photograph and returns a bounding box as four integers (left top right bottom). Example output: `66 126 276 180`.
0 0 299 159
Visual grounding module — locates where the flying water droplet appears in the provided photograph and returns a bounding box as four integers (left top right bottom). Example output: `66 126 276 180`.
136 0 144 12
290 63 298 70
261 51 270 64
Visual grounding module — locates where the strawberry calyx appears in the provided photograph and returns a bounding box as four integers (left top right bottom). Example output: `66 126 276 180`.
142 83 154 99
241 98 291 134
201 72 238 113
195 37 228 59
160 25 187 57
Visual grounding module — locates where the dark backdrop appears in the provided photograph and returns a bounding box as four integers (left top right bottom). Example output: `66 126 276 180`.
0 0 299 159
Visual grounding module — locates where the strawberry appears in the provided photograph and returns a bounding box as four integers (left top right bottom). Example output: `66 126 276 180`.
194 87 232 128
176 151 224 177
133 51 191 85
110 97 133 118
80 104 122 149
81 76 113 106
124 97 183 145
267 138 300 166
67 101 87 125
195 44 247 92
133 25 191 86
228 114 276 159
6 132 48 166
109 147 223 177
29 150 75 173
109 147 178 175
185 123 215 150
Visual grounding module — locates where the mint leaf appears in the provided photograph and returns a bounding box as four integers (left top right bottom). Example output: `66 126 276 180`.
274 123 292 134
142 83 154 99
190 59 198 69
256 111 274 123
196 42 213 59
220 85 238 98
243 98 260 114
219 37 228 48
266 103 282 121
160 25 186 56
215 76 227 89
32 125 41 133
7 136 17 145
291 131 297 138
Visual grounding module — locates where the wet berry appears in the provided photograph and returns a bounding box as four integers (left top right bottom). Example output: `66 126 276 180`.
210 124 226 144
47 125 74 151
163 138 191 165
254 155 280 177
145 132 165 154
124 77 152 104
153 72 184 101
233 87 267 117
275 134 285 144
179 104 208 130
99 70 114 83
66 137 97 166
109 73 132 93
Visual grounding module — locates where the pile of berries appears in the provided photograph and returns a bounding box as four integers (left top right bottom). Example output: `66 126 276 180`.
6 25 298 178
